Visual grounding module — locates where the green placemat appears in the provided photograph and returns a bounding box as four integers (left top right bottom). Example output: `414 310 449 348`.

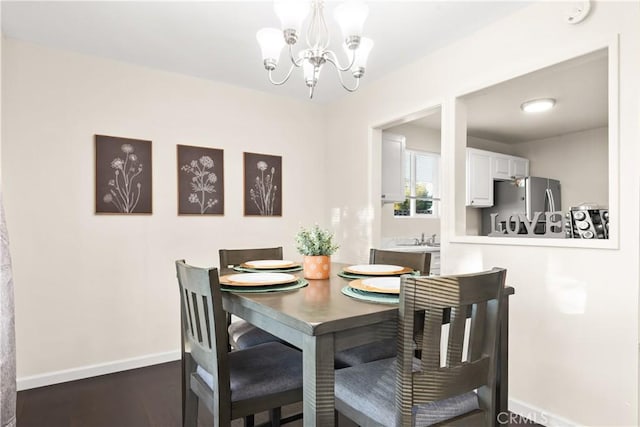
221 279 308 293
338 271 369 280
341 286 399 304
338 270 419 281
233 265 303 273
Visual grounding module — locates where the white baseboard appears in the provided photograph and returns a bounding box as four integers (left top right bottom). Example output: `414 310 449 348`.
510 398 578 427
17 350 181 391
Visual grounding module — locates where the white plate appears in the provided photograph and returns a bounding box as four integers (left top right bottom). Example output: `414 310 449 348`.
220 272 297 286
345 264 406 274
362 277 401 292
348 277 401 294
244 260 296 269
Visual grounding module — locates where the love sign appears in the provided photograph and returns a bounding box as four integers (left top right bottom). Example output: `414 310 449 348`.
487 211 566 238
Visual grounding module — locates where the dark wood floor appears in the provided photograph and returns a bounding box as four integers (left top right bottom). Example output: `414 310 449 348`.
17 361 541 427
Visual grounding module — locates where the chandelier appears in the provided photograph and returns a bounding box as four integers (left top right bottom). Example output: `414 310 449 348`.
256 0 373 99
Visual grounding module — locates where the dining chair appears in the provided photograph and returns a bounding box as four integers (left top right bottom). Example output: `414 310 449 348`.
334 249 431 368
335 268 507 426
219 247 286 350
369 249 432 275
176 260 303 427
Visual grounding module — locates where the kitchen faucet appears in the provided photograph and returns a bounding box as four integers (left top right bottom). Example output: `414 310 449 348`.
414 233 437 246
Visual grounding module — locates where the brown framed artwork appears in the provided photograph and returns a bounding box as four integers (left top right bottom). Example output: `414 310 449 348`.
95 135 152 214
243 152 282 216
177 144 224 215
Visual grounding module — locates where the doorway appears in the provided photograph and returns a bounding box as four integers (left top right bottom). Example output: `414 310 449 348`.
374 106 442 273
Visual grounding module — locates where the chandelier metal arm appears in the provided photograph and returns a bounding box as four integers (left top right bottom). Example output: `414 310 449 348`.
267 63 297 86
287 44 305 67
333 66 361 93
325 49 356 72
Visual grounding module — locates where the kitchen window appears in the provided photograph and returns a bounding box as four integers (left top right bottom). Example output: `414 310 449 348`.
394 150 440 217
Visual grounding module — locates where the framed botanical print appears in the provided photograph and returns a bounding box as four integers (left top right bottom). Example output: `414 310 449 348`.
243 152 282 216
95 135 152 214
177 145 224 215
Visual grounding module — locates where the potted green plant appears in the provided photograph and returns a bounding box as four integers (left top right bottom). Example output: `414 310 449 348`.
295 225 339 279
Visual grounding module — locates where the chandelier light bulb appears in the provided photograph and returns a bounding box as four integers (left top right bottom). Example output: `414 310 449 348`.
520 98 556 113
256 28 286 69
352 37 373 70
334 0 369 44
274 0 310 43
302 59 318 87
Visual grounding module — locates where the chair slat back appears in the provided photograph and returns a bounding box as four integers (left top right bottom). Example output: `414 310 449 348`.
175 260 230 397
219 247 283 273
369 249 431 275
396 268 506 426
371 249 432 345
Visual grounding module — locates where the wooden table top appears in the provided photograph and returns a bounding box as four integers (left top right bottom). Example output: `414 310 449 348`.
222 263 398 336
222 263 514 337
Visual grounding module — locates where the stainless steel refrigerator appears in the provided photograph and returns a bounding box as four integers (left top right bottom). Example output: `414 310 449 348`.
480 177 561 235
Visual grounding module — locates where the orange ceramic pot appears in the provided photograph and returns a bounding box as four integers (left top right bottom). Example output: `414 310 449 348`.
303 255 331 280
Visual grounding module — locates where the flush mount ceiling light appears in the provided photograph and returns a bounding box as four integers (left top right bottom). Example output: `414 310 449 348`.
520 98 556 113
256 0 373 99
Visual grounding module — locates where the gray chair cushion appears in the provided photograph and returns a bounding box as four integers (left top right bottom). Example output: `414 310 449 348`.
335 357 479 427
196 342 303 402
334 338 396 369
229 319 283 350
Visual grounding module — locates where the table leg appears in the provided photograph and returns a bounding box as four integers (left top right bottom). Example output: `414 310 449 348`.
302 333 335 427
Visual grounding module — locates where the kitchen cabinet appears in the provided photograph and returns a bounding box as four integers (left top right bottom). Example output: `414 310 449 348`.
381 133 406 203
492 154 529 180
468 148 530 207
429 251 441 275
466 148 493 207
510 156 529 178
492 155 511 180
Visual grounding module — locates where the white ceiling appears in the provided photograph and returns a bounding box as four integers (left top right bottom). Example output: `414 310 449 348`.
462 48 608 143
1 1 530 104
410 48 608 143
2 1 607 143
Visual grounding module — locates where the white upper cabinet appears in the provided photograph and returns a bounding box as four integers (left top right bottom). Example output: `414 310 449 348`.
466 148 493 207
492 155 511 180
468 148 530 207
381 133 406 203
510 156 529 178
491 153 529 180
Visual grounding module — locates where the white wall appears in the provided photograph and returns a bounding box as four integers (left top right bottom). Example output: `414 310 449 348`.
467 135 517 154
2 39 327 383
325 2 639 425
386 123 441 153
512 126 609 210
381 123 440 243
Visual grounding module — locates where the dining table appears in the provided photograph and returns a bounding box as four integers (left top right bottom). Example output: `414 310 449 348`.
221 262 514 427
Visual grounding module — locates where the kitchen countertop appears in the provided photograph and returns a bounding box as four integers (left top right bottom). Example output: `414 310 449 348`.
383 244 440 253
